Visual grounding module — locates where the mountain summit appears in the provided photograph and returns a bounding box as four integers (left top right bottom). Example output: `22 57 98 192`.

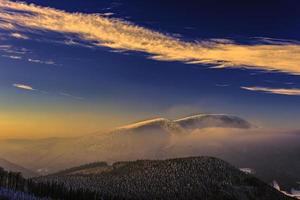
174 114 252 130
113 113 252 134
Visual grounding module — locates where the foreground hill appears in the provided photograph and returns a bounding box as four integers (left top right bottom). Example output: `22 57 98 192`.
36 157 293 200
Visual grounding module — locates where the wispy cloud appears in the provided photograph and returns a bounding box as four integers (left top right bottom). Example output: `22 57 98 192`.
99 12 114 17
1 0 300 74
253 37 300 45
28 58 56 65
10 32 29 39
215 84 230 87
241 86 300 96
59 92 84 100
13 83 35 91
63 38 95 48
0 44 28 54
2 54 22 59
12 83 84 100
0 44 59 65
0 21 15 30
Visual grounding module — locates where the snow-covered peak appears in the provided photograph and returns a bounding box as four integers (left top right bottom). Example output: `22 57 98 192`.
174 114 252 130
174 114 228 122
115 118 169 130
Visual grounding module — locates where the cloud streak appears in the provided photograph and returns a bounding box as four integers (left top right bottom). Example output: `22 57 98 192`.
0 44 58 65
2 54 22 59
12 83 84 100
242 86 300 96
59 92 84 100
0 0 300 74
28 58 56 65
10 32 29 39
13 83 35 91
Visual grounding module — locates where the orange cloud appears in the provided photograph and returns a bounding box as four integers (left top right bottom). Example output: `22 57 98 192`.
241 86 300 96
0 0 300 74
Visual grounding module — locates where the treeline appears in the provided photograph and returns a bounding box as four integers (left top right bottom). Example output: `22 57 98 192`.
0 167 111 200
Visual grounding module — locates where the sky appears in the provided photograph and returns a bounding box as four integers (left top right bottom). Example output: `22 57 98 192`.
0 0 300 138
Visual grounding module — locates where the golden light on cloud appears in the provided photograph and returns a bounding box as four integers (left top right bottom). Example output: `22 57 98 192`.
241 86 300 96
13 83 35 91
0 0 300 74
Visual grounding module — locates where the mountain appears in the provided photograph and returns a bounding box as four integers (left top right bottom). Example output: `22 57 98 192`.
0 114 299 194
35 156 293 200
0 113 251 173
174 114 252 130
0 158 37 178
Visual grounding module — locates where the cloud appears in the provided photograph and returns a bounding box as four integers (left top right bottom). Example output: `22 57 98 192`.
0 1 300 75
63 38 95 48
59 92 84 100
13 83 35 91
28 58 56 65
253 37 300 45
241 86 300 96
0 44 58 65
2 54 22 59
99 12 114 17
0 21 15 30
10 32 29 39
215 83 230 87
12 83 83 100
0 45 28 55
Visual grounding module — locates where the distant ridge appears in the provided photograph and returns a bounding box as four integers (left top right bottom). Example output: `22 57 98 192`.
0 158 37 178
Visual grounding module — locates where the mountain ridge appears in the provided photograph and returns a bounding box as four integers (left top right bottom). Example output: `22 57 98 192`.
110 113 252 135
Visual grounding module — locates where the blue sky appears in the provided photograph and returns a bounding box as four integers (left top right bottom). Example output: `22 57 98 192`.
0 0 300 138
